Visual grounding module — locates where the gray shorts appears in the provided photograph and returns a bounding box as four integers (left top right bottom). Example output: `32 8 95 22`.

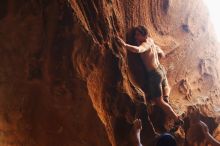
147 65 169 100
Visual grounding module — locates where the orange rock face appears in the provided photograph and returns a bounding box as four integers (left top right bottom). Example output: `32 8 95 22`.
0 0 219 146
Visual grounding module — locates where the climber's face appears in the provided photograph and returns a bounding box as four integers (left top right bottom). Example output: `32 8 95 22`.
134 30 146 45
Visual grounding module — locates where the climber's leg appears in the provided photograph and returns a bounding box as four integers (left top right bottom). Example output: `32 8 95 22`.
161 66 170 103
130 119 143 146
162 81 170 97
162 78 171 103
153 97 178 120
153 97 184 131
147 65 168 103
147 66 183 127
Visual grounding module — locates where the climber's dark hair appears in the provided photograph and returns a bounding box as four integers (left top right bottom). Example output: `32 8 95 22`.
156 133 177 146
128 25 149 45
134 25 148 37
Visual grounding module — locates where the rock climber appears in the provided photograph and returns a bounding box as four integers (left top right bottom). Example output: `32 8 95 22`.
117 25 183 129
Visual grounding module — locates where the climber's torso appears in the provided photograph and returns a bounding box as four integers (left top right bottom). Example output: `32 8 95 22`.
139 38 160 71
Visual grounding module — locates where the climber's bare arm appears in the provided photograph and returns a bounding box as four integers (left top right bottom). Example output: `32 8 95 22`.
117 37 150 53
206 133 220 146
125 43 150 53
199 121 220 146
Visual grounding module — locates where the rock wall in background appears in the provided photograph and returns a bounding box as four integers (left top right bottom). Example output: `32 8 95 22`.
0 0 219 146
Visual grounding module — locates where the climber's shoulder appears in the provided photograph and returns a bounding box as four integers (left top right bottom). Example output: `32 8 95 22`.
146 37 154 43
141 37 154 47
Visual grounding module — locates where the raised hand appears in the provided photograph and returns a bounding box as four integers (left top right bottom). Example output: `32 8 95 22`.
199 121 209 134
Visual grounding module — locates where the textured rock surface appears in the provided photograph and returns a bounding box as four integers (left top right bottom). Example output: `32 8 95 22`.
0 0 220 146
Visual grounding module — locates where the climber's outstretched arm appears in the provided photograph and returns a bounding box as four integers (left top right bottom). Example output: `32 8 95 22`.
117 37 150 53
199 121 220 146
125 43 149 53
206 133 220 146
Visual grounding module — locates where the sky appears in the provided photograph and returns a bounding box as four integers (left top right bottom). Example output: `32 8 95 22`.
203 0 220 41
